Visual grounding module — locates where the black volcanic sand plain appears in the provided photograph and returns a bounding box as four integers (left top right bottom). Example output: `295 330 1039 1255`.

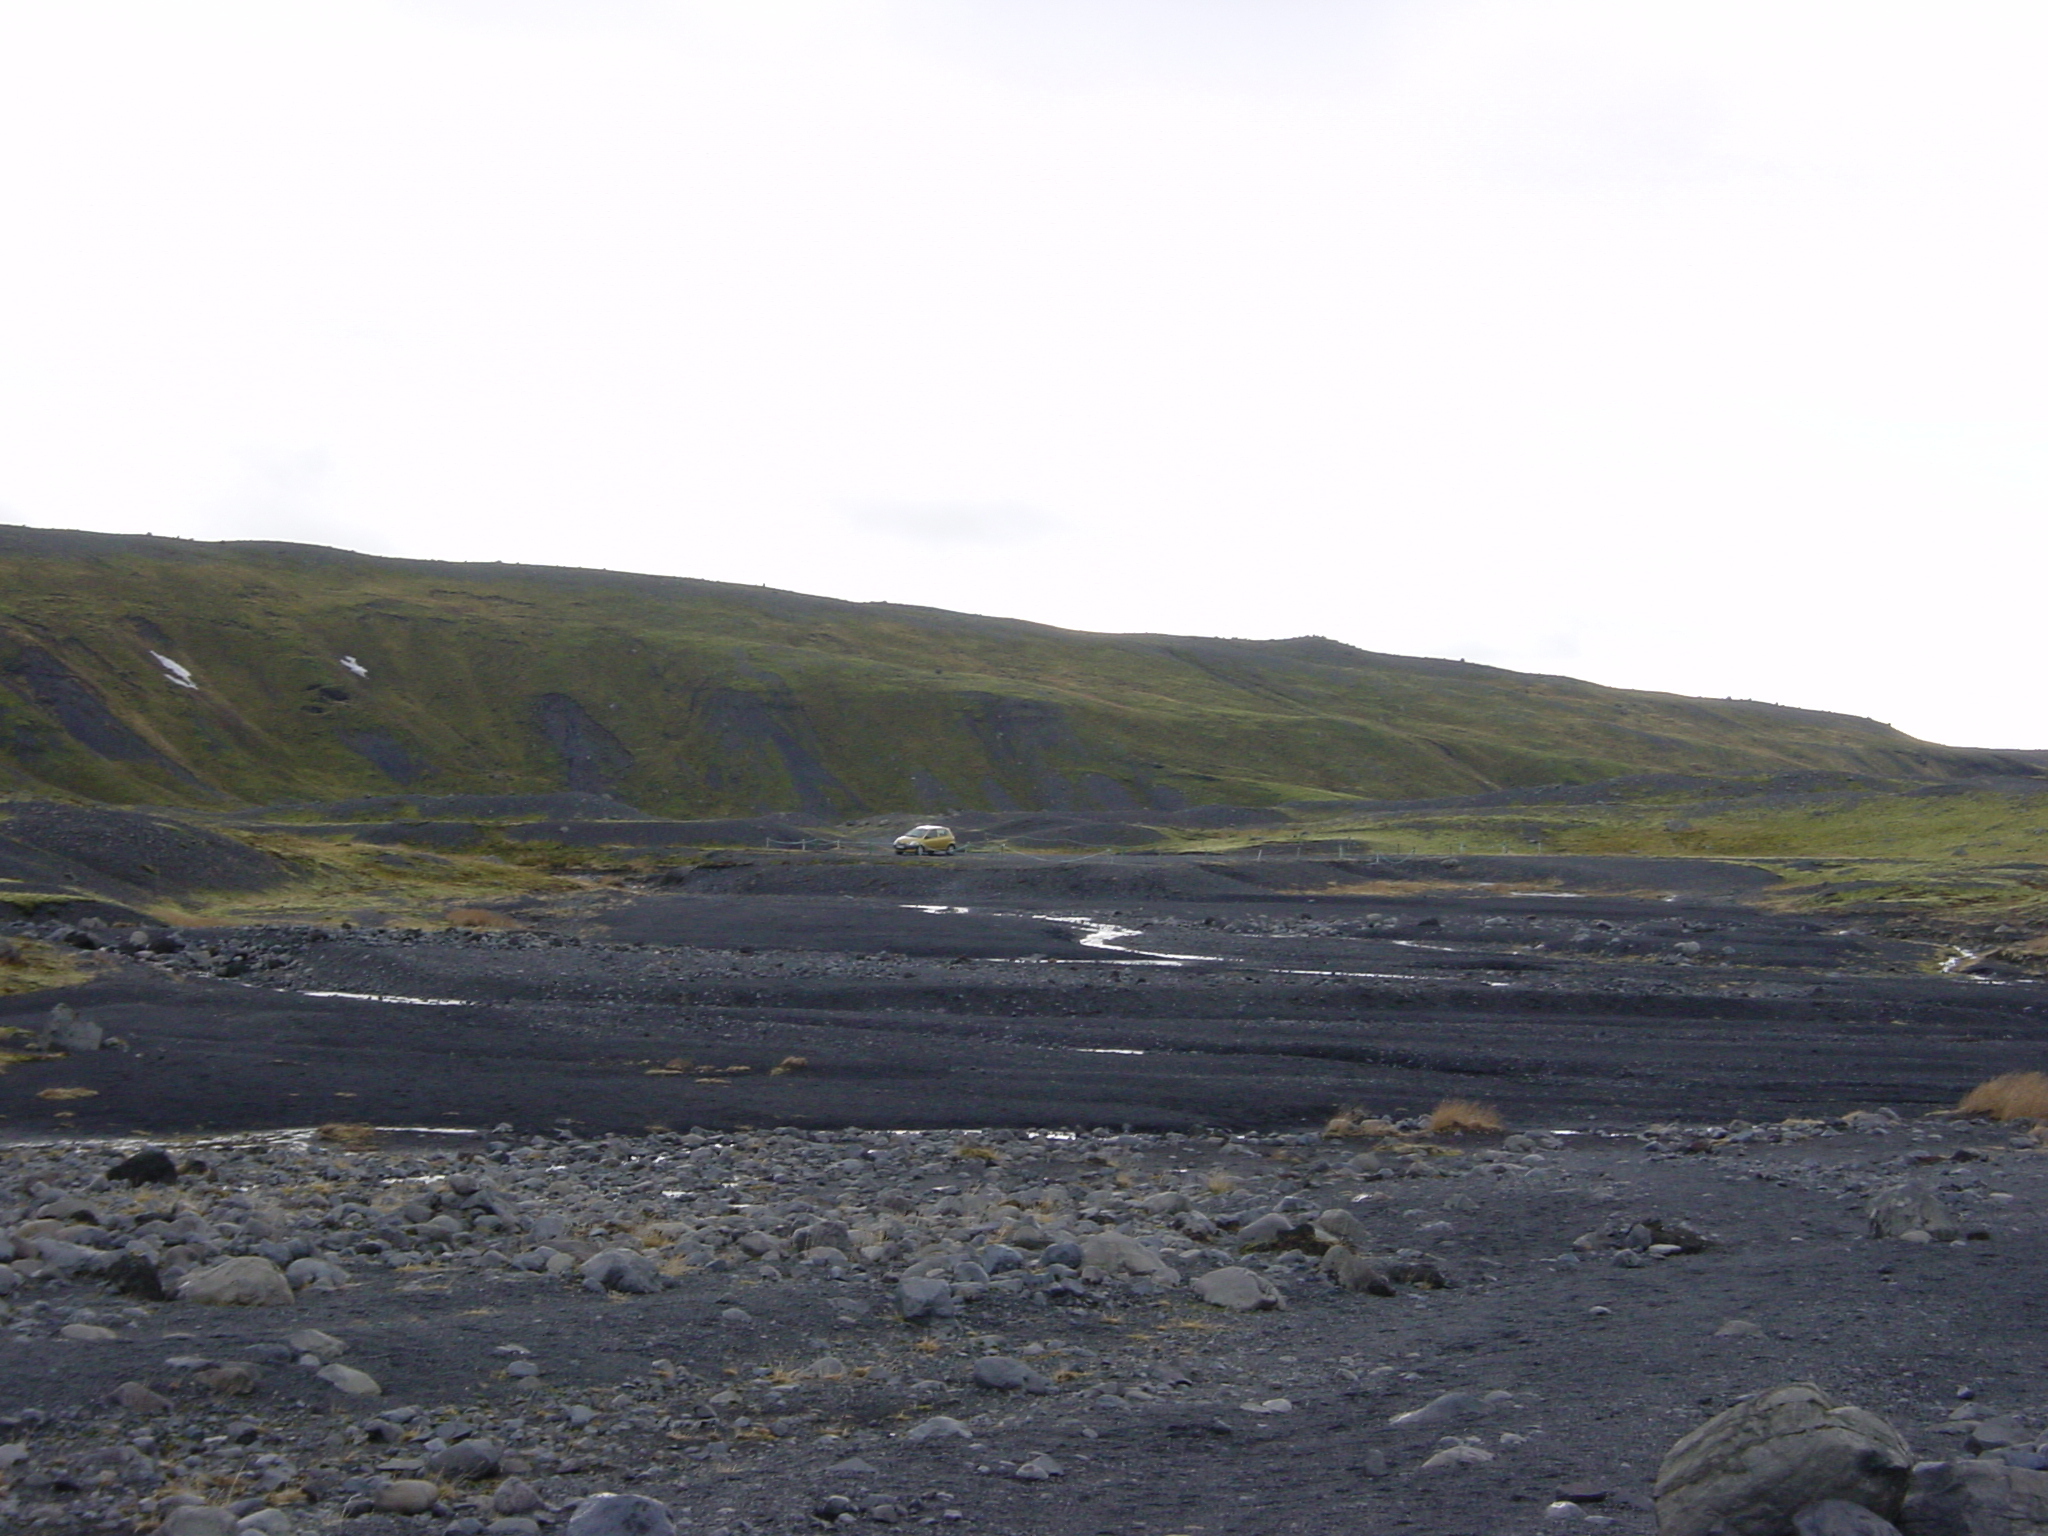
2 851 2042 1138
0 852 2046 1536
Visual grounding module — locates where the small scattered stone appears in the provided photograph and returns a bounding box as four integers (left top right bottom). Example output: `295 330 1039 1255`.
1867 1183 1961 1243
374 1478 442 1514
195 1364 259 1395
492 1478 544 1515
897 1276 958 1320
114 1380 172 1412
427 1437 501 1479
288 1328 347 1359
1191 1266 1283 1311
971 1356 1051 1393
158 1507 241 1536
580 1248 663 1295
106 1147 179 1185
1324 1248 1395 1295
317 1362 383 1397
1420 1444 1496 1470
1080 1232 1180 1282
1389 1391 1488 1429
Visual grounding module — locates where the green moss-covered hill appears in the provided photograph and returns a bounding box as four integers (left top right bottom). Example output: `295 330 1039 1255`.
0 524 2035 816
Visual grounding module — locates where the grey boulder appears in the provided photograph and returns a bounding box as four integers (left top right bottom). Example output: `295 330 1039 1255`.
1868 1183 1961 1242
1654 1383 1912 1536
896 1276 959 1320
1795 1499 1903 1535
564 1493 677 1536
580 1249 662 1294
426 1438 501 1479
1313 1207 1373 1249
970 1356 1051 1393
1322 1248 1395 1295
176 1256 295 1306
42 1005 103 1053
158 1508 240 1536
1191 1266 1283 1311
1080 1233 1180 1282
1389 1391 1488 1429
1900 1458 2048 1535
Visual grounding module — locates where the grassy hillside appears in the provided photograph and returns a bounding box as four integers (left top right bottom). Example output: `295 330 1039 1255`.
0 524 2035 817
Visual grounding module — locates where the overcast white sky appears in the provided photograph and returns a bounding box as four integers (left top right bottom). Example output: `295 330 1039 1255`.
2 1 2044 749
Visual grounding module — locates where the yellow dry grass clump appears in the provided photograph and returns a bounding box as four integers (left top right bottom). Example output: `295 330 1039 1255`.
769 1054 808 1076
1958 1071 2048 1122
1425 1098 1504 1136
316 1121 382 1148
0 937 92 997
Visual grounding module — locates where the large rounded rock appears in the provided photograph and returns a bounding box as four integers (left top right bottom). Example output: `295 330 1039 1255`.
176 1255 295 1306
565 1492 677 1536
1654 1383 1912 1536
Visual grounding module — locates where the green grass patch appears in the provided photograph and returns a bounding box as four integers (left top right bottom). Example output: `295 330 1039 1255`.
0 938 93 997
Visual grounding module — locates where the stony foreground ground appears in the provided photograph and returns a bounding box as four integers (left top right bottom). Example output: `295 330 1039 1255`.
1 851 2046 1534
0 1109 2042 1536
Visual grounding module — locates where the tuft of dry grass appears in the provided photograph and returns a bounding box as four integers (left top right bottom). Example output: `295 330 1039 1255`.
955 1144 1001 1162
1425 1098 1503 1136
35 1086 97 1101
317 1121 381 1148
769 1055 808 1076
645 1058 693 1076
1323 1106 1398 1139
1958 1071 2048 1121
1204 1171 1238 1196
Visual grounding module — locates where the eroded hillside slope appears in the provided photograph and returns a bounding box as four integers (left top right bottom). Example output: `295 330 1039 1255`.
0 524 2034 815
